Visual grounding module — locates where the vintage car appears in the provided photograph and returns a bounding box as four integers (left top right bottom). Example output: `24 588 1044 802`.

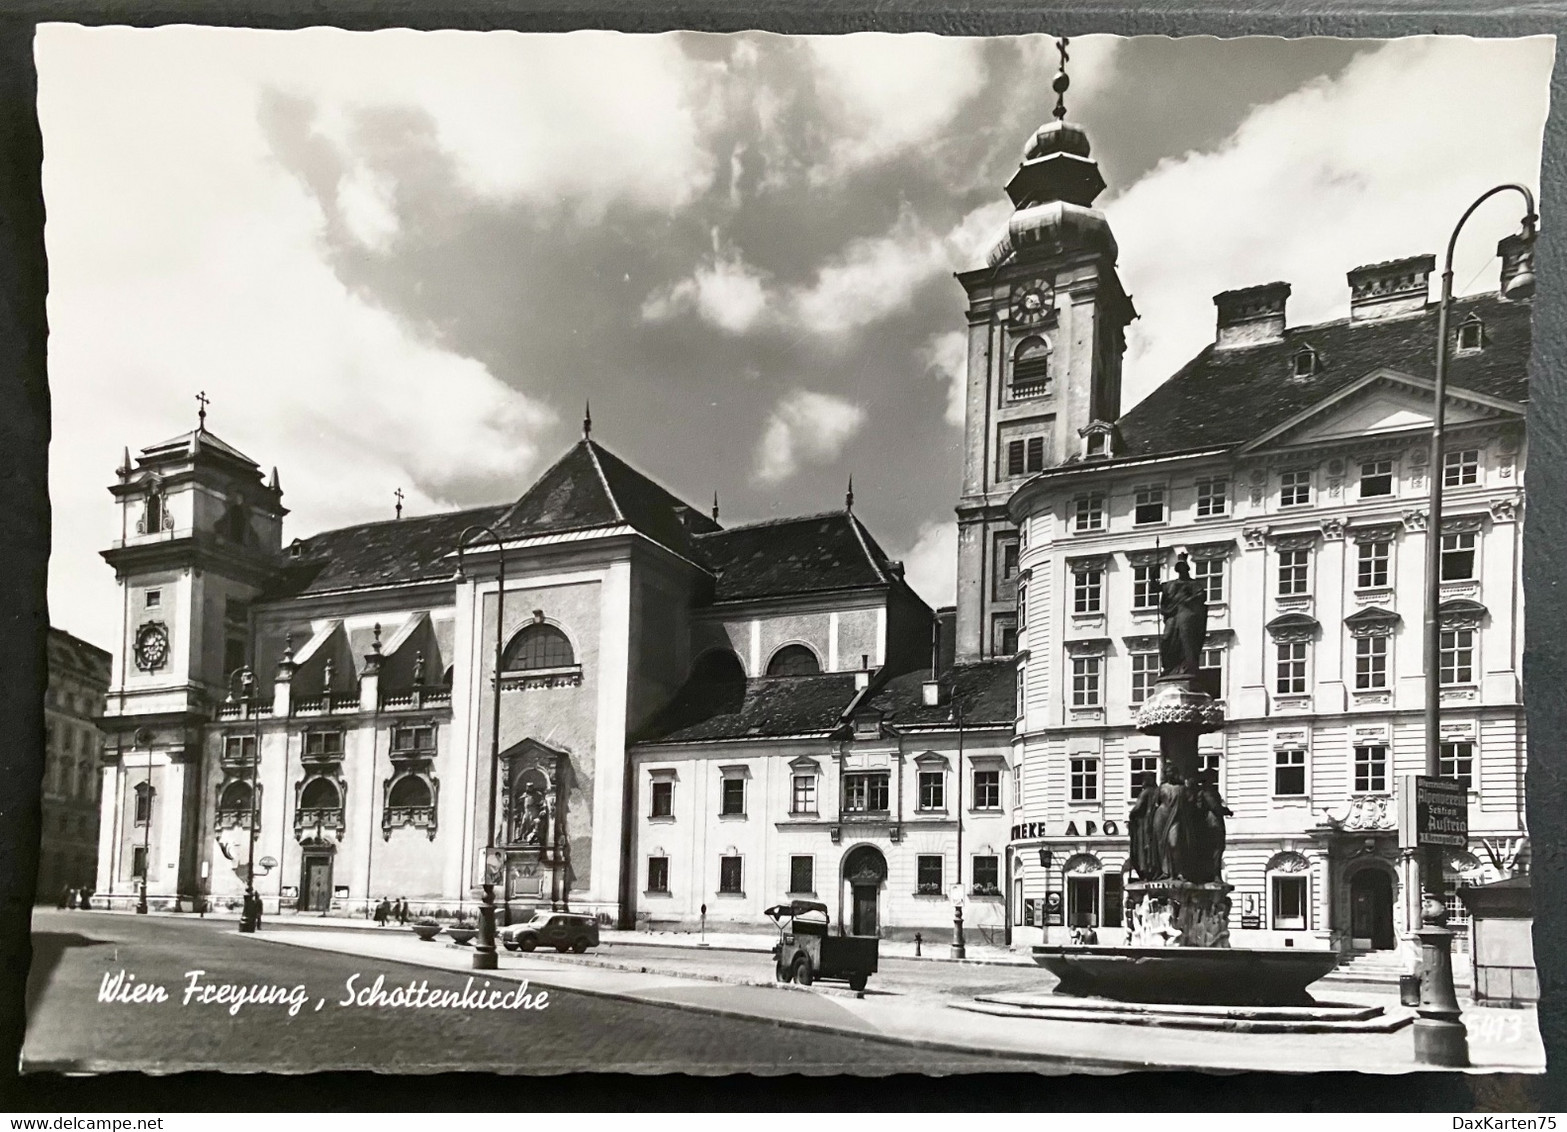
766 900 878 992
499 911 600 953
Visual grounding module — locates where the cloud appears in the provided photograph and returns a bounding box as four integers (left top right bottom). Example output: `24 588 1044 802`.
753 390 866 483
336 161 401 251
898 520 958 609
641 232 771 333
1107 35 1555 408
922 330 969 427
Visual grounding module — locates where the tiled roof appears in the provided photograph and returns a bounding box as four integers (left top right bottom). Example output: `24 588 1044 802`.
635 672 863 745
47 627 112 686
1115 293 1532 460
866 661 1017 729
262 505 508 600
693 512 894 603
492 440 718 560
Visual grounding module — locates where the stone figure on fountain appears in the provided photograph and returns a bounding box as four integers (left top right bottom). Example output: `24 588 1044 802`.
1159 553 1208 677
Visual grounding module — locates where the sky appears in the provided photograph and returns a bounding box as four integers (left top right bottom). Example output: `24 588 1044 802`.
36 27 1554 649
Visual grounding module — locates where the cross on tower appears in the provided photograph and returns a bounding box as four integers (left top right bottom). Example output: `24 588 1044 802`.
394 488 404 520
196 390 210 429
1052 36 1071 121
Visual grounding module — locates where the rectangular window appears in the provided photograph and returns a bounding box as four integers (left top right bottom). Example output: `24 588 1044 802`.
1440 629 1475 685
1277 548 1310 596
790 774 816 815
1359 459 1394 498
1354 636 1389 690
131 846 147 880
1280 469 1313 507
918 770 945 811
304 731 343 759
1441 531 1477 581
1440 742 1475 790
1071 656 1102 707
1199 750 1222 783
650 779 674 819
1199 647 1225 700
1007 440 1025 478
972 855 1000 895
1073 494 1105 533
391 724 436 754
647 856 669 893
843 772 890 814
1357 541 1390 589
223 734 256 762
917 855 943 895
718 855 743 894
133 784 153 824
789 855 814 895
1276 641 1308 694
1130 652 1160 705
1133 485 1166 526
1001 539 1020 581
993 618 1018 657
720 777 746 817
145 589 161 608
1129 754 1158 795
1070 757 1099 803
1444 448 1480 487
1132 564 1161 609
1275 749 1307 796
1192 556 1225 604
1103 873 1125 929
1195 478 1229 518
1026 436 1046 474
973 769 1001 810
1272 875 1308 930
1354 745 1389 794
1073 568 1103 614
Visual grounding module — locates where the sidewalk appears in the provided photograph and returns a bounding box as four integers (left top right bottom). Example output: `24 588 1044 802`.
252 925 1545 1074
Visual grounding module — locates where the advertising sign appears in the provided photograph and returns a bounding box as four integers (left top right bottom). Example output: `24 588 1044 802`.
1240 892 1261 930
1044 891 1064 927
1399 774 1468 849
481 846 506 885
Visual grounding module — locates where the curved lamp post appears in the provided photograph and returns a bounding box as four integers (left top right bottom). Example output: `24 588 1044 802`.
455 524 506 972
1417 183 1536 1067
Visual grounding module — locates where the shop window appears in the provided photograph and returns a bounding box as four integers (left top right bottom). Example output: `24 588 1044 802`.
1272 875 1308 930
1067 875 1100 928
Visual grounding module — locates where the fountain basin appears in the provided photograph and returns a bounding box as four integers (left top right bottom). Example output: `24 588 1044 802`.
1033 945 1338 1006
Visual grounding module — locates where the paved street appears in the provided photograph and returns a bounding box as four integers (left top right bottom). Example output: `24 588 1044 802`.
22 910 1060 1074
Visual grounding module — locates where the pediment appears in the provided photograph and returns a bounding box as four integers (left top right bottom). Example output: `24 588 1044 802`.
1239 369 1523 454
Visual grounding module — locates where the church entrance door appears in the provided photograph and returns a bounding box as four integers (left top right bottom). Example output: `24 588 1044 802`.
301 852 333 912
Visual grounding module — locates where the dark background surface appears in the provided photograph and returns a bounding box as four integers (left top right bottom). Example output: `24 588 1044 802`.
1 0 1565 1112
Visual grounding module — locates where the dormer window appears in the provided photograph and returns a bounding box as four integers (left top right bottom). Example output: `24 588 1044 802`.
1078 420 1117 461
1457 313 1484 352
1291 346 1320 379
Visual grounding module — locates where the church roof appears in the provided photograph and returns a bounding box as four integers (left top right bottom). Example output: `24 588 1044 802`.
492 439 719 560
635 671 864 745
864 660 1017 730
262 505 509 600
139 426 260 469
1115 292 1532 460
692 512 896 603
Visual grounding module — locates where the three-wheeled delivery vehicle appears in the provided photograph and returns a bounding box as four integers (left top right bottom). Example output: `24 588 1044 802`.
765 900 879 992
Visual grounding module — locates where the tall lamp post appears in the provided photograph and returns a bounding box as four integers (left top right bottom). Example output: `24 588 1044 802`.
236 666 261 934
1416 183 1536 1067
455 524 506 972
135 727 153 914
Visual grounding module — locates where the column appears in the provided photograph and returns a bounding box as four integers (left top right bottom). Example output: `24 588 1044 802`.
157 759 187 902
96 761 120 896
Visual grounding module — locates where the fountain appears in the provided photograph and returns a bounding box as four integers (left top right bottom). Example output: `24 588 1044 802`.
1029 554 1338 1008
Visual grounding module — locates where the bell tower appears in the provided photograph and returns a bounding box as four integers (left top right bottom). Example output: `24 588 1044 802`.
97 398 286 909
953 40 1136 663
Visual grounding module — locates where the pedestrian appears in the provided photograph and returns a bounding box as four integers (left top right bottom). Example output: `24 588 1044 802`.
374 897 390 926
396 898 408 925
79 889 92 911
63 886 76 910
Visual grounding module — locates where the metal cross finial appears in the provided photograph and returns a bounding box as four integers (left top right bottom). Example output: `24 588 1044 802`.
394 488 404 520
846 475 855 512
711 490 720 522
196 390 210 429
1052 36 1071 121
583 400 592 439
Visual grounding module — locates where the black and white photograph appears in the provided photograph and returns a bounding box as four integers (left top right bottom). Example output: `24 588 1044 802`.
16 22 1556 1080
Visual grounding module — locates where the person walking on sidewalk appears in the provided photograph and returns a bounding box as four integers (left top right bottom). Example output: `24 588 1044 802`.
374 897 391 926
396 898 408 925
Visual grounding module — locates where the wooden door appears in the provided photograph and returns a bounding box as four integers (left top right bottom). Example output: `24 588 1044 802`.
851 885 878 936
1350 869 1393 950
303 856 332 912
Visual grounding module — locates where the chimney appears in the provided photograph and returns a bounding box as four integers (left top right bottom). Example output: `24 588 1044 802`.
1213 282 1290 349
922 679 944 707
1498 233 1535 298
854 654 870 690
1347 254 1433 322
936 606 957 673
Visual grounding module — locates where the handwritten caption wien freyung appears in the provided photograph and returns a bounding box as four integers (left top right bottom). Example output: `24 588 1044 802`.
98 969 550 1017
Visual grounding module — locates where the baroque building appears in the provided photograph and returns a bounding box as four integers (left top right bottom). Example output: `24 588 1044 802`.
39 627 111 900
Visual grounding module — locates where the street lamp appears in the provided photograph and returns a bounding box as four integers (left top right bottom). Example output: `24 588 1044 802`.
235 666 261 934
455 523 506 972
1417 183 1536 1067
135 727 153 914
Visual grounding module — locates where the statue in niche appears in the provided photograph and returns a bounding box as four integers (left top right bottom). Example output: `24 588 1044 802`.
516 783 550 847
1158 553 1208 677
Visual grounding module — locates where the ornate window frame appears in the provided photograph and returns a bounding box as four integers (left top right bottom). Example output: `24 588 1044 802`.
382 768 439 840
293 771 347 840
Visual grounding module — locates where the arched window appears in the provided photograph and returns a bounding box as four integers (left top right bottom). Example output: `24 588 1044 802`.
1011 336 1052 392
133 781 154 824
504 624 575 670
1457 313 1484 352
299 777 342 811
142 491 164 535
1291 346 1319 378
766 644 821 677
388 776 433 809
218 780 253 813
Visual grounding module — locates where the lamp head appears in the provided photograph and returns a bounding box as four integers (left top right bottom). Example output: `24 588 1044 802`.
1502 214 1539 300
